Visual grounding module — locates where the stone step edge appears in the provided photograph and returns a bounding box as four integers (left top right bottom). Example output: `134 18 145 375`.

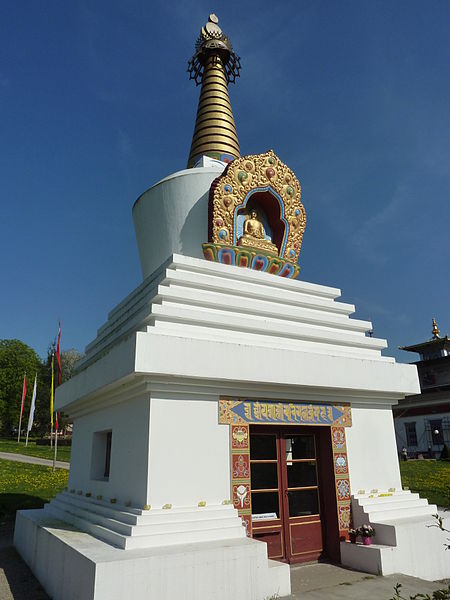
341 540 394 550
369 505 437 522
353 491 411 499
59 491 233 515
44 504 246 550
357 499 429 512
49 499 243 538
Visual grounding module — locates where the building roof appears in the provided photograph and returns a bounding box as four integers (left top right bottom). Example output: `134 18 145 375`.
400 318 450 355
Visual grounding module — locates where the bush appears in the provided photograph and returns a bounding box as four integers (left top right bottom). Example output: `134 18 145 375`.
36 438 72 446
440 444 450 460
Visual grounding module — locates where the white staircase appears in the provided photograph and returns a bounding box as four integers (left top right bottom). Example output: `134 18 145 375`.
44 491 246 550
341 491 450 581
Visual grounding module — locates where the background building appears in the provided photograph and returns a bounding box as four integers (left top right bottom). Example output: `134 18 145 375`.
394 319 450 458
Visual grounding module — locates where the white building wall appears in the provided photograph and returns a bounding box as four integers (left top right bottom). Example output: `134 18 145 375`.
346 405 402 492
68 395 151 506
147 397 230 507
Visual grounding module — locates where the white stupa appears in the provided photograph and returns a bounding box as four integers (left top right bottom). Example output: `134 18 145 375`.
14 14 449 600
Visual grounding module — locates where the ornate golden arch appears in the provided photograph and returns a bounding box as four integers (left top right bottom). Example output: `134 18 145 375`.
203 151 306 278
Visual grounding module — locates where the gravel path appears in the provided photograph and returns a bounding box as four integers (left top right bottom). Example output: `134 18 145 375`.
0 452 69 470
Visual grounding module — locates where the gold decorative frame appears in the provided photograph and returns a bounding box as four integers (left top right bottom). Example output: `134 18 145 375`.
208 150 306 264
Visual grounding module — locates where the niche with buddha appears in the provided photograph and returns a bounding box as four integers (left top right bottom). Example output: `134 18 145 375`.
202 150 306 279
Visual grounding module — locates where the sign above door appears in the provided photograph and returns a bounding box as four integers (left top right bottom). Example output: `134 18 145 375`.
219 398 352 427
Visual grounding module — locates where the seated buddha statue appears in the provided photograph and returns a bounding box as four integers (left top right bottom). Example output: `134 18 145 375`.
237 209 278 254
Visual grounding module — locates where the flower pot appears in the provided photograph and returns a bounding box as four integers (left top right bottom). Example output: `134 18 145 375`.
349 534 357 544
362 536 372 546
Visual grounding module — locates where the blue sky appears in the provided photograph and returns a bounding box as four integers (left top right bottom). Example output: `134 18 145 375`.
1 0 449 362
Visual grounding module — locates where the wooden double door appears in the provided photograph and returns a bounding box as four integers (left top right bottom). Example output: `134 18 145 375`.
250 426 337 563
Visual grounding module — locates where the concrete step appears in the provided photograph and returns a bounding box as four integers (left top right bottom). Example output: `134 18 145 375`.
360 498 429 513
122 525 246 550
45 501 246 550
340 540 395 576
46 497 247 550
44 503 127 549
50 498 134 536
59 492 237 526
265 559 291 598
58 493 139 524
369 504 437 523
357 493 420 505
52 496 242 538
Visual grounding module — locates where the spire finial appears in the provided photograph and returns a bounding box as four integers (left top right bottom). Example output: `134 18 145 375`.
187 15 241 168
432 318 440 339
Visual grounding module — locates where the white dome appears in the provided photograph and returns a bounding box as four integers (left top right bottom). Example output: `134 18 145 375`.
132 166 224 279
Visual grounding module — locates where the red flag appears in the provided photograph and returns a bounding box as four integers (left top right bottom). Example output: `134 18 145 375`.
55 411 59 431
19 374 27 420
56 322 62 385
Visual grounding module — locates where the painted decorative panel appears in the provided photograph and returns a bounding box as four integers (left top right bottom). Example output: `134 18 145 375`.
330 425 352 539
231 424 249 449
229 423 252 537
220 398 351 427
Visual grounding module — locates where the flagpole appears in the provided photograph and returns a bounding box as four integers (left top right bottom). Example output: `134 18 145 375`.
52 413 59 472
17 372 27 443
26 374 37 448
50 354 54 448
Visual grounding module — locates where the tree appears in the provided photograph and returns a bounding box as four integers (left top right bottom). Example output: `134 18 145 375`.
0 339 83 436
61 348 83 382
0 340 42 435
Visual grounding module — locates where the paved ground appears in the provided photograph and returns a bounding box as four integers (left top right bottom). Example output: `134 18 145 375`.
287 561 449 598
0 523 48 600
0 452 69 470
0 518 448 600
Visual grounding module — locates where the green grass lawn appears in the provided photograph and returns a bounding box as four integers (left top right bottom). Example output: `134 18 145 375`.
400 459 450 507
0 437 71 462
0 459 69 522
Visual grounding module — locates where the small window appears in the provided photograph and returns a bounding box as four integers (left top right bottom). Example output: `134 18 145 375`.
91 430 112 480
104 431 112 477
404 422 417 447
430 420 443 445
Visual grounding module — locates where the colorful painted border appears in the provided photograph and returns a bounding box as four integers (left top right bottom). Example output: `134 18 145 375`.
202 242 300 279
230 424 252 537
331 426 352 538
219 398 352 428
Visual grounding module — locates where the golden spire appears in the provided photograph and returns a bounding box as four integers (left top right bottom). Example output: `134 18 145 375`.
432 318 440 339
187 14 241 168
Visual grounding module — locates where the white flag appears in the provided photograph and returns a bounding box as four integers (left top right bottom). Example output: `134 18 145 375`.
27 374 37 432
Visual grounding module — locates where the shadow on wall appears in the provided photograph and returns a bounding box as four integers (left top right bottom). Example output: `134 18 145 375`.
179 190 209 258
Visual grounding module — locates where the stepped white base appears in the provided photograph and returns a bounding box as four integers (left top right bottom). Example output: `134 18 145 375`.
341 492 450 581
43 492 246 550
14 509 291 600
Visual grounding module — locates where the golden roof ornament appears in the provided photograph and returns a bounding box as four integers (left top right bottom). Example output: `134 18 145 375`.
187 14 241 168
432 318 440 339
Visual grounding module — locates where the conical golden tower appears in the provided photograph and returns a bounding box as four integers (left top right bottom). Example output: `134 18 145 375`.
187 15 241 168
